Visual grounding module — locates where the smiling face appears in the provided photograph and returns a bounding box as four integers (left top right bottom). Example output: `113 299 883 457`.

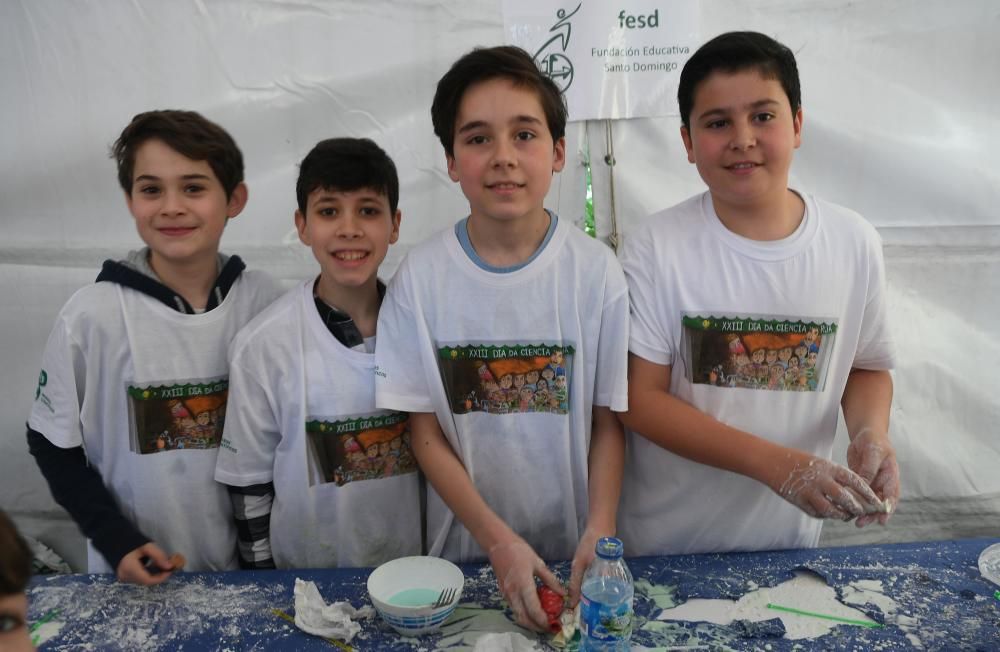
127 139 247 275
681 69 802 216
447 78 565 230
295 187 400 302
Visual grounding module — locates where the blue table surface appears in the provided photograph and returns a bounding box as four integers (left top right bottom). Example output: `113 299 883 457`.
28 537 1000 651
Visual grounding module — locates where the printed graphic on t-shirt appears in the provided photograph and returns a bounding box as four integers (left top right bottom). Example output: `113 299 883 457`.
126 377 228 453
306 411 415 487
680 314 837 392
437 343 574 415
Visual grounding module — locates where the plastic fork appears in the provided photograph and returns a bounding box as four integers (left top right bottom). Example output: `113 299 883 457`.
432 587 457 608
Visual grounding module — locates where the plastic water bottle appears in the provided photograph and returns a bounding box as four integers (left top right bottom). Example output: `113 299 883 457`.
579 537 633 652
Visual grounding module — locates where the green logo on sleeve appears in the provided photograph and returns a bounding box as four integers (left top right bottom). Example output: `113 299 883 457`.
34 369 54 413
35 370 47 400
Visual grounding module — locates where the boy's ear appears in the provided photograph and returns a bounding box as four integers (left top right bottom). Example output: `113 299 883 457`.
551 137 566 173
226 182 249 220
680 125 695 164
294 209 310 246
389 209 402 244
793 107 804 149
446 153 460 183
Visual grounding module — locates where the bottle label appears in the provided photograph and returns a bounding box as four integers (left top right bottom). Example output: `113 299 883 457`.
580 595 633 643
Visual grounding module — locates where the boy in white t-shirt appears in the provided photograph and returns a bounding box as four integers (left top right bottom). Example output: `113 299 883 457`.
374 46 629 631
27 110 283 583
215 138 421 569
618 32 900 556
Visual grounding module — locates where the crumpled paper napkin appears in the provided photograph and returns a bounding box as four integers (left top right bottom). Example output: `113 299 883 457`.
293 578 374 642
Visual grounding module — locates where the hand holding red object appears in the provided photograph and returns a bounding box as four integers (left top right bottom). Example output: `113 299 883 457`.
537 585 565 633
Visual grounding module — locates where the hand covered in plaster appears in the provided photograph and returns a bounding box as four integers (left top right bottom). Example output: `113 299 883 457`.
568 526 608 607
770 451 883 521
488 537 565 632
847 428 899 526
116 541 178 586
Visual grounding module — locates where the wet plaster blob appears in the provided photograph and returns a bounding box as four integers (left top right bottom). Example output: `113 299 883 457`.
657 570 884 639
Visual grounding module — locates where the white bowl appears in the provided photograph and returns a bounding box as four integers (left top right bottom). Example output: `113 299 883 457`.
367 556 465 636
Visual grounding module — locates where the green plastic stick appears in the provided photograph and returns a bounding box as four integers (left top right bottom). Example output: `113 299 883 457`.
994 590 1000 601
29 609 60 646
766 602 884 628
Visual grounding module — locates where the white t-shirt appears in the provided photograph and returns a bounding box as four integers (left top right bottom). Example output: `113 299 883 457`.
28 270 283 572
618 191 896 556
215 280 422 568
374 217 629 562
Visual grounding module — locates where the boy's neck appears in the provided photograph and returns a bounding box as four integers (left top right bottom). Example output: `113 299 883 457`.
711 189 805 241
148 251 219 311
466 208 551 268
315 274 381 339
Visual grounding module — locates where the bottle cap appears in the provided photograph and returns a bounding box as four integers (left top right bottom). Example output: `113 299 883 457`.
595 536 623 559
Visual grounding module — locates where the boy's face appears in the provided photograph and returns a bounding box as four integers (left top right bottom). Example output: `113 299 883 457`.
127 139 247 274
295 188 400 295
680 70 802 214
0 592 31 652
446 78 565 227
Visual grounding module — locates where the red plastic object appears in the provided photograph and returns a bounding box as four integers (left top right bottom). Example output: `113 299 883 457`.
537 585 565 633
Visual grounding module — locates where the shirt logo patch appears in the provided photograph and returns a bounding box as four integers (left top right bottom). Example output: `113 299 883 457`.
437 343 574 415
306 412 416 487
681 314 837 392
126 377 229 453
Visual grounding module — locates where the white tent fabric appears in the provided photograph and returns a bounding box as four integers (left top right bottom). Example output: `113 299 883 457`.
2 0 997 570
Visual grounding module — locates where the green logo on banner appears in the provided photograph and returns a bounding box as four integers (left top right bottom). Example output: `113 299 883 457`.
533 3 582 92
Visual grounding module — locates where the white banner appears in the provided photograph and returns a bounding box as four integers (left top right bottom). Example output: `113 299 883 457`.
503 0 700 121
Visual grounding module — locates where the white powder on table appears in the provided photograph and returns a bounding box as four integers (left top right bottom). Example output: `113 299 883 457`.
657 570 886 640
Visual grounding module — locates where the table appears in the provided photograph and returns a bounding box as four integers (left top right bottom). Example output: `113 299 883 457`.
27 538 1000 650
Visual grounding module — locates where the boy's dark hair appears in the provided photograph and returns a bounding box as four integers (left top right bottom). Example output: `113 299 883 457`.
431 46 568 157
0 510 32 595
295 138 399 215
111 110 245 199
678 31 801 130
